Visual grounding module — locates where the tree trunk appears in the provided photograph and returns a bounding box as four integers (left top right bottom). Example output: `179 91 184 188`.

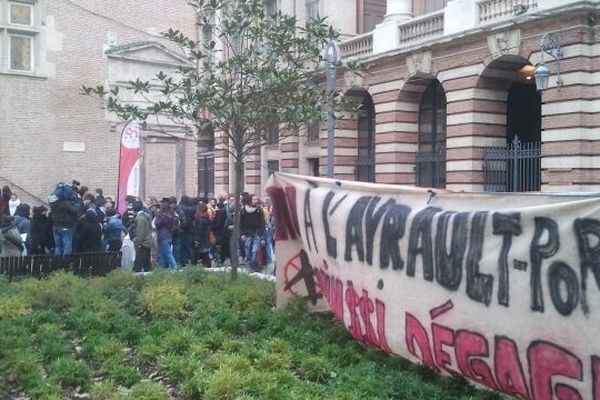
230 157 245 281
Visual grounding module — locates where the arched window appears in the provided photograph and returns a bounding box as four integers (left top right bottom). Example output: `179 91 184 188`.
417 80 446 188
355 92 376 182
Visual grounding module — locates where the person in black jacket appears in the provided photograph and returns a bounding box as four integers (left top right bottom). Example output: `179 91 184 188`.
179 196 196 266
240 194 265 271
75 209 102 253
50 198 78 255
213 200 230 265
169 197 185 265
30 206 54 254
0 186 11 217
193 203 212 268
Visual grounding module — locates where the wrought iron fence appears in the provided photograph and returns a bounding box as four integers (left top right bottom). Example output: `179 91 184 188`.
415 150 446 188
484 136 541 192
0 252 122 281
354 159 375 183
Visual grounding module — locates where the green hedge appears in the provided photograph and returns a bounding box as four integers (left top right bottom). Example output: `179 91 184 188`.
0 270 500 400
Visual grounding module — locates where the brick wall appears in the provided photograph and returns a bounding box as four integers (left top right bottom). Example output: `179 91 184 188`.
246 11 599 194
0 0 197 205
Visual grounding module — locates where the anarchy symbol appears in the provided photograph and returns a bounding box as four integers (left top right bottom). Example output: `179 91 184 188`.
283 249 322 305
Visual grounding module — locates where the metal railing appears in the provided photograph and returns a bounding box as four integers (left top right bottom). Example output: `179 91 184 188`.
354 158 375 183
478 0 538 23
484 136 541 192
339 32 373 60
415 150 446 189
0 252 122 281
398 10 444 45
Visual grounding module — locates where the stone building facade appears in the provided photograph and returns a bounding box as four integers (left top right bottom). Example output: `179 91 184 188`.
213 0 600 196
0 0 198 205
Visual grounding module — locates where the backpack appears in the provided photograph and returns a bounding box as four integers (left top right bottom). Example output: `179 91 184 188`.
49 183 77 204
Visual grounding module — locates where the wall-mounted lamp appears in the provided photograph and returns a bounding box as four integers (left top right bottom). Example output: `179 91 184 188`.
534 32 564 91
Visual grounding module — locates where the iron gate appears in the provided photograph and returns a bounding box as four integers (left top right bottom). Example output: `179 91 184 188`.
484 136 541 192
354 159 375 182
416 150 446 189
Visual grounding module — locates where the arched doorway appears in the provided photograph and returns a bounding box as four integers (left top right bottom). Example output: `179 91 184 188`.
507 79 541 143
352 90 376 182
481 59 542 192
507 77 541 191
416 80 447 188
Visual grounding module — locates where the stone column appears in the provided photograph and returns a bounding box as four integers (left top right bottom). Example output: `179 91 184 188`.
384 0 413 22
373 0 413 54
444 0 477 35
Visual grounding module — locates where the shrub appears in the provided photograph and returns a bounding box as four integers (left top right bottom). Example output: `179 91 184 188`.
255 351 291 372
141 281 187 318
204 368 244 400
0 296 30 320
5 349 46 392
90 381 119 400
137 336 162 364
48 357 91 389
104 363 141 387
126 381 169 400
109 312 143 345
0 275 11 293
64 308 109 334
31 288 76 313
157 353 202 382
298 355 335 383
0 269 500 400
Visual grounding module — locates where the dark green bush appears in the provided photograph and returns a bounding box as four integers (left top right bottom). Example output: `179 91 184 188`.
48 357 91 389
0 268 500 400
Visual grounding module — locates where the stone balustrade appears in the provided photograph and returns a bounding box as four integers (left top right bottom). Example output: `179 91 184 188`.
478 0 539 23
398 10 444 45
339 32 374 60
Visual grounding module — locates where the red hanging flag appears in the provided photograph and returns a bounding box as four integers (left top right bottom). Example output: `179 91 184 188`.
117 121 141 213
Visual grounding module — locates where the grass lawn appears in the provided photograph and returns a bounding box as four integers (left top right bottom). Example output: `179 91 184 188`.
0 269 501 400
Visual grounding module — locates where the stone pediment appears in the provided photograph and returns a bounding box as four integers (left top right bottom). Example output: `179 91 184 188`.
106 41 192 67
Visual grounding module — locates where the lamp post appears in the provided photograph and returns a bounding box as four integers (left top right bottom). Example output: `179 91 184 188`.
324 40 339 178
535 32 563 91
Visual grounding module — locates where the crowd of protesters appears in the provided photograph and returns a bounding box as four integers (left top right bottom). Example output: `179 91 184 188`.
0 182 276 274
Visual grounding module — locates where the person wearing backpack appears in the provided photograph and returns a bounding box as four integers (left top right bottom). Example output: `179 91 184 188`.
0 215 23 257
50 196 78 255
104 208 125 252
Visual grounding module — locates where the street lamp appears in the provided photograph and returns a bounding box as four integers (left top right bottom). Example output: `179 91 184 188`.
324 39 339 178
534 32 563 91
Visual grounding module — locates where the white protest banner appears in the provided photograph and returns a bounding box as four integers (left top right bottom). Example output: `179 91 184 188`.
266 172 600 400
